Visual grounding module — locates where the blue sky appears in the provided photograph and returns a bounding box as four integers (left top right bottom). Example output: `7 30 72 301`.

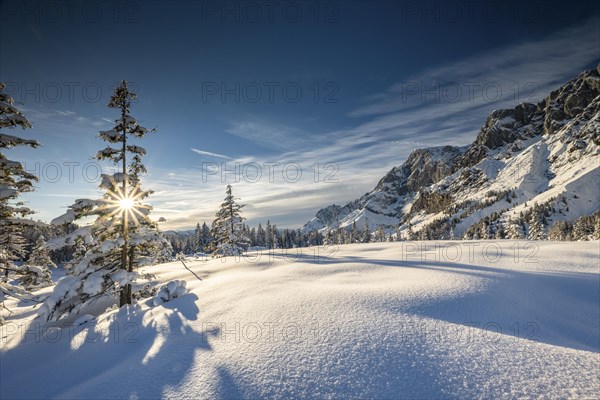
1 1 599 229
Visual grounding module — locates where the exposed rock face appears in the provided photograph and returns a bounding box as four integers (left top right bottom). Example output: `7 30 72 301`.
302 66 600 235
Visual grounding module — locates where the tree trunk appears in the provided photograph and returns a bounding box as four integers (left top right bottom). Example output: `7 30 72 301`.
119 106 130 307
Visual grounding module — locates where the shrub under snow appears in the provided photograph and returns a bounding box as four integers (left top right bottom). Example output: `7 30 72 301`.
152 280 187 306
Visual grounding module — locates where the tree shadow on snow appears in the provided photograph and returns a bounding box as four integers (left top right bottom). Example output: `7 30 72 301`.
0 293 241 399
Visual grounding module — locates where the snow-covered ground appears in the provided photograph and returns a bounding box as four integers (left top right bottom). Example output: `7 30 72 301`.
1 241 599 399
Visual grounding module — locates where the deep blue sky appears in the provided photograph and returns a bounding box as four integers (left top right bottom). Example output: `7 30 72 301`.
1 0 599 229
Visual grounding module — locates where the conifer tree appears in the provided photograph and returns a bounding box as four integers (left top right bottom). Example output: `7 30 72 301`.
26 236 56 269
361 218 371 243
506 219 524 239
210 185 250 257
20 236 54 289
0 82 41 322
376 225 386 242
351 221 359 243
40 81 169 321
528 212 546 240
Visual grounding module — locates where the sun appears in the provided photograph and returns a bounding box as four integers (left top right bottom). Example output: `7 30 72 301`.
119 197 135 210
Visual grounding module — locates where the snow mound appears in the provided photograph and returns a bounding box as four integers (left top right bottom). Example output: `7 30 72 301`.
152 280 188 306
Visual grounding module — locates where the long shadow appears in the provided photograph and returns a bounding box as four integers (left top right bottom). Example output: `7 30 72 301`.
0 293 242 399
281 251 600 353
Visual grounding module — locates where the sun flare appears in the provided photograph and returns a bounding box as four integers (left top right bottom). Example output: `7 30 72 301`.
119 197 135 210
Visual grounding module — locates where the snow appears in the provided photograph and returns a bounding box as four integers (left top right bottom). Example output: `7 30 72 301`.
1 241 599 398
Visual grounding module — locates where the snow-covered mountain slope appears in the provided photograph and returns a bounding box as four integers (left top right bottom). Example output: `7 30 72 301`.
303 66 600 237
1 241 599 398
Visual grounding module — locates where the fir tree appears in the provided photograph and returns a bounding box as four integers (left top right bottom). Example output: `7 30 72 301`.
361 219 371 243
0 82 41 322
506 219 524 239
528 212 546 240
39 81 169 321
351 221 359 243
210 185 250 257
256 223 266 247
25 236 56 271
376 225 386 242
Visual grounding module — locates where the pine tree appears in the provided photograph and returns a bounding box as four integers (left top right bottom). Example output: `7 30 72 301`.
506 219 524 239
256 223 266 247
65 236 88 274
265 221 272 249
0 82 41 323
194 223 201 252
27 236 56 268
39 81 169 322
407 225 417 241
210 185 250 257
361 219 371 243
594 214 600 240
528 212 546 240
351 221 359 243
376 225 386 242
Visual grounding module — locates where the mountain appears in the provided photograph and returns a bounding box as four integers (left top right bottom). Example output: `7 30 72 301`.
303 65 600 239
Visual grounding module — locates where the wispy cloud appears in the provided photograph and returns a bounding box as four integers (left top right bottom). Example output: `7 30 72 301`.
190 148 232 160
226 120 315 151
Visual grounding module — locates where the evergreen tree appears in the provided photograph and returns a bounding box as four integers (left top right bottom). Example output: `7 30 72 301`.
265 221 273 249
26 235 56 270
361 219 371 243
210 185 250 256
0 82 42 322
256 223 266 247
594 214 600 240
39 81 169 321
506 219 524 239
528 212 546 240
407 225 417 241
193 223 201 252
376 225 386 242
351 221 359 243
19 261 53 291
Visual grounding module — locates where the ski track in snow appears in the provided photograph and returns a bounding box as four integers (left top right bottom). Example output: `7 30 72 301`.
1 241 599 399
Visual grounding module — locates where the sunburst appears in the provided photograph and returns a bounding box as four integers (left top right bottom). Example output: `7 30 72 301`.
98 182 150 227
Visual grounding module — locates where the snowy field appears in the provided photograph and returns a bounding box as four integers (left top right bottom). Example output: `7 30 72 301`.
1 240 599 399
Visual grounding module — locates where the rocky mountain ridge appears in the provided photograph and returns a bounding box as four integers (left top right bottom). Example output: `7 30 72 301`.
303 65 600 239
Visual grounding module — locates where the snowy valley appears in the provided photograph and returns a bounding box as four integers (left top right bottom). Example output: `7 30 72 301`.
2 241 599 399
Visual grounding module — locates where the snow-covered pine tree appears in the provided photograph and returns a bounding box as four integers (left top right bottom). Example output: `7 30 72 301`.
528 212 546 240
506 219 524 239
65 235 88 274
376 225 386 242
39 81 169 322
361 219 371 243
0 82 42 322
256 223 266 247
351 221 359 243
594 214 600 240
26 235 57 270
209 185 250 257
200 222 211 252
194 223 201 252
406 225 417 241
